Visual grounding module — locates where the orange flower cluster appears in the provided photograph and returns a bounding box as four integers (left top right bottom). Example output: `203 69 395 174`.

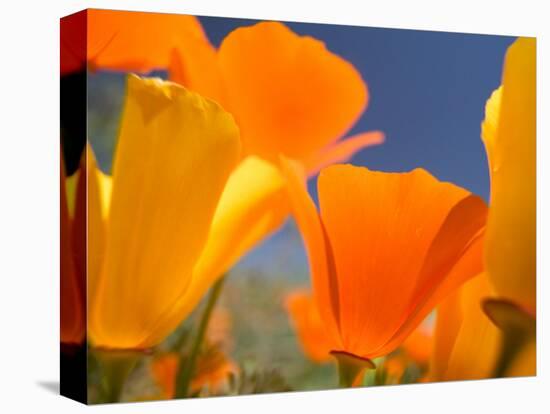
60 9 536 398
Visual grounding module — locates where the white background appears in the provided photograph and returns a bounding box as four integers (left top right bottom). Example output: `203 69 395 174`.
0 0 547 412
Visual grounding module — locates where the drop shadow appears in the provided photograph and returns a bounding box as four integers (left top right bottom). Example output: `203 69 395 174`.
36 380 60 395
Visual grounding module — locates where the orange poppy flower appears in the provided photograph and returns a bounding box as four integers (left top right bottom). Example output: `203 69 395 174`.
171 21 384 174
87 75 241 349
86 74 291 350
61 9 215 78
281 159 487 366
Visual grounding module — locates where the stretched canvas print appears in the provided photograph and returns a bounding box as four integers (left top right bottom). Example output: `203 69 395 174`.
60 8 536 405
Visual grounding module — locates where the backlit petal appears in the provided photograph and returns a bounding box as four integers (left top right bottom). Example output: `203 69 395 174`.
317 166 476 356
302 131 385 176
140 157 289 346
169 40 222 106
427 291 462 380
285 290 335 363
89 75 240 349
279 156 343 347
401 323 433 365
218 22 367 162
376 217 486 357
88 9 210 73
429 273 501 381
482 37 536 313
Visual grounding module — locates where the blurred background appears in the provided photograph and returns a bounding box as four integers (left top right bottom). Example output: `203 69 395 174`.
87 16 514 395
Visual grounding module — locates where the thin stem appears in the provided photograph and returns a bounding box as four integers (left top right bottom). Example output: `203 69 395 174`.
175 275 226 398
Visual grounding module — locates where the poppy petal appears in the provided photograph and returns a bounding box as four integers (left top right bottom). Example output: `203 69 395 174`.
381 234 486 362
429 273 501 381
285 290 335 362
401 323 433 365
89 75 240 349
140 156 290 346
279 156 343 346
427 290 462 380
218 22 367 162
482 37 536 313
88 9 209 73
317 166 471 356
302 131 385 176
169 42 222 106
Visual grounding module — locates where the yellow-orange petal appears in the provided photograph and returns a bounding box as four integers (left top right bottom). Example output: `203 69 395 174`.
279 156 343 347
285 290 335 363
87 9 209 74
482 37 536 313
505 337 536 377
169 42 222 107
139 156 289 347
401 323 433 365
426 290 462 380
429 273 501 381
218 22 367 163
190 156 289 303
302 131 385 176
89 75 240 349
318 166 481 356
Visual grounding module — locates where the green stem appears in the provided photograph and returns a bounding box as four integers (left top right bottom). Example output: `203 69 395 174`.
331 350 376 388
175 275 226 398
94 349 142 403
